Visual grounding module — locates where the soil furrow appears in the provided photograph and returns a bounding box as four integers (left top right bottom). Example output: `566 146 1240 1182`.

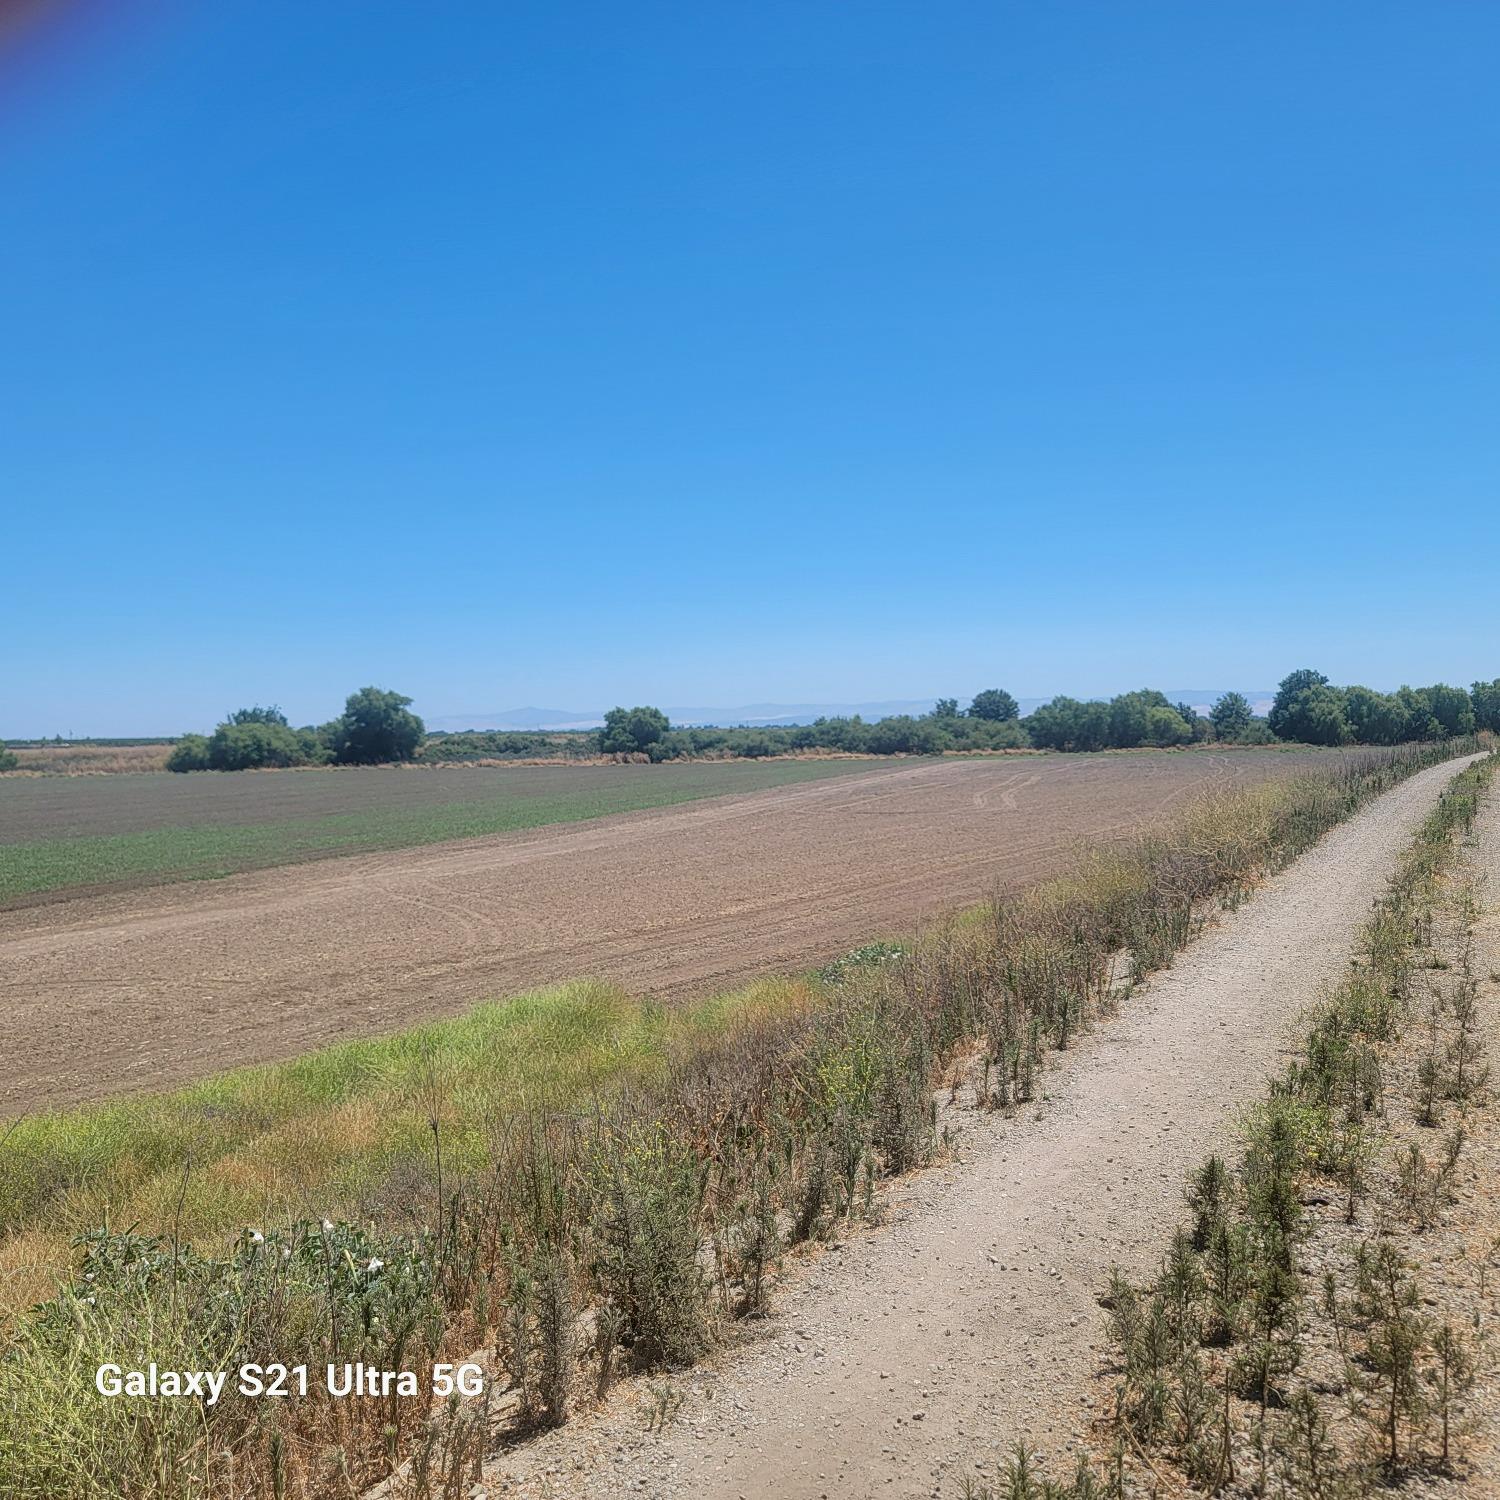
0 752 1302 1114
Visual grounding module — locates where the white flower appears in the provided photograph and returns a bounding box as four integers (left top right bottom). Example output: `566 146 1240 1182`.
321 1219 334 1232
367 1258 384 1273
249 1229 265 1244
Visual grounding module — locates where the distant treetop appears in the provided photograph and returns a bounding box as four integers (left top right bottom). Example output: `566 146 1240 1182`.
967 688 1019 722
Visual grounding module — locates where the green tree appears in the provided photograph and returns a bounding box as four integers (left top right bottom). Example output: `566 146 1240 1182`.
598 705 671 758
1470 679 1500 733
1409 683 1475 738
929 697 960 720
1107 689 1184 748
1267 669 1327 739
1026 696 1111 751
330 687 425 764
966 687 1014 723
1267 670 1350 745
1143 704 1194 746
1172 701 1207 740
165 734 212 772
1343 685 1411 745
967 688 1019 722
1209 691 1253 741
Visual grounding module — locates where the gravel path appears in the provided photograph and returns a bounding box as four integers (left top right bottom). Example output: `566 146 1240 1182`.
484 754 1482 1500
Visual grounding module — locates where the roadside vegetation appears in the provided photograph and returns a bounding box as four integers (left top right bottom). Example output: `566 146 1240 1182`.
968 751 1500 1497
0 739 1476 1499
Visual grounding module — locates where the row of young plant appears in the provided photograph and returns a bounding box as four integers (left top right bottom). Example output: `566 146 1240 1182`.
964 749 1496 1499
0 742 1478 1499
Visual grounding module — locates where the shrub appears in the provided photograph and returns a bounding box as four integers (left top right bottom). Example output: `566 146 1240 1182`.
863 714 944 755
0 745 18 772
164 734 211 772
206 720 311 771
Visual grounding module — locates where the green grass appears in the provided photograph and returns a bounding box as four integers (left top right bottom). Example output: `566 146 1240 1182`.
0 975 814 1308
0 757 889 900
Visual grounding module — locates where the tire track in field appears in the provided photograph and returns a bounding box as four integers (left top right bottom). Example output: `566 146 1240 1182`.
0 751 1323 1114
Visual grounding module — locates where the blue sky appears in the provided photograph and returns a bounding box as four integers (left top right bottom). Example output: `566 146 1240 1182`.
5 1 1498 736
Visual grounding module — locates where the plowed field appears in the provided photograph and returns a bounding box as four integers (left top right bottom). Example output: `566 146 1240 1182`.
0 750 1336 1113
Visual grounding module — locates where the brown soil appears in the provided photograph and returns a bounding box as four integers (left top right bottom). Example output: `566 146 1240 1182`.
2 752 1299 1115
476 755 1481 1500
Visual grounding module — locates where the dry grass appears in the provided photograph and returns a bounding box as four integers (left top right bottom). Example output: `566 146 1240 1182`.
6 743 173 775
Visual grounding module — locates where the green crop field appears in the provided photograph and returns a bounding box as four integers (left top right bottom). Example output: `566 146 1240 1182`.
0 757 899 902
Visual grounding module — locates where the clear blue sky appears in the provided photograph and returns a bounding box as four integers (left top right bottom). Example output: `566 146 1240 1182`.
5 1 1497 736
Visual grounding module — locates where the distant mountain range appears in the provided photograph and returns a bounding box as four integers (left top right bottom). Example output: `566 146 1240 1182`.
430 692 1277 733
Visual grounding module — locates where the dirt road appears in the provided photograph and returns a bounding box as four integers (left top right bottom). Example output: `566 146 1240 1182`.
1 753 1300 1113
484 754 1481 1500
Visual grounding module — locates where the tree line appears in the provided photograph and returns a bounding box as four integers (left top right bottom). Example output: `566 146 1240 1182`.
155 671 1500 772
554 673 1499 760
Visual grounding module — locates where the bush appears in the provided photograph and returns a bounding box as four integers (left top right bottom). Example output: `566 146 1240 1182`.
946 717 1029 752
207 721 311 771
863 715 944 755
0 745 18 772
164 734 211 773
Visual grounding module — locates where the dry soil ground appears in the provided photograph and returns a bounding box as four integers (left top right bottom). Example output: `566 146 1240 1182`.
1 751 1309 1114
479 754 1483 1500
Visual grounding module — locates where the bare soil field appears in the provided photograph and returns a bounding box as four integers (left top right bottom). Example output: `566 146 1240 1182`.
482 753 1484 1500
2 749 1335 1115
